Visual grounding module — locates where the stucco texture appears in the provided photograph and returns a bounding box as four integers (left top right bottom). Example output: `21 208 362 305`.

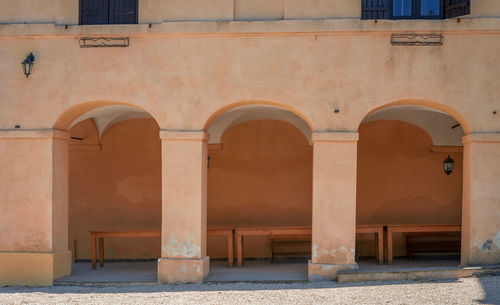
1 0 499 285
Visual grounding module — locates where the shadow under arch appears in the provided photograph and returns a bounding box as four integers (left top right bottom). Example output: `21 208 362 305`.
357 99 472 135
53 100 160 131
203 100 315 132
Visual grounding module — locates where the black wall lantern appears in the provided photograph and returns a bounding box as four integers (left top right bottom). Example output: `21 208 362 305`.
21 53 35 78
443 155 454 175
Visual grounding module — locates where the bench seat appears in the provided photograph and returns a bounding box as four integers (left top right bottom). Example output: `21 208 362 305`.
268 235 311 261
406 234 461 259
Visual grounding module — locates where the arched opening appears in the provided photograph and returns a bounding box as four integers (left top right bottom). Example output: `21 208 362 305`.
204 103 313 281
356 103 466 269
56 102 161 282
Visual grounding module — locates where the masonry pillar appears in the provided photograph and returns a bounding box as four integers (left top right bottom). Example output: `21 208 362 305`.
308 131 359 281
157 130 209 283
0 129 71 286
461 133 500 265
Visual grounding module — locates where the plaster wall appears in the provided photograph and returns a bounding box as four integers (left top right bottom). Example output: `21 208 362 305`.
0 0 77 24
235 0 283 20
0 132 68 253
285 0 361 19
471 0 500 17
463 134 500 264
0 0 497 24
1 22 498 134
140 0 234 23
0 0 499 284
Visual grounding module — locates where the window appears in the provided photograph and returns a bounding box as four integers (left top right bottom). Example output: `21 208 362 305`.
391 0 442 19
361 0 470 20
79 0 138 25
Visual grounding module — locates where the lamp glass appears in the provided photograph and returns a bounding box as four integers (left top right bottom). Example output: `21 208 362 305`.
443 155 454 175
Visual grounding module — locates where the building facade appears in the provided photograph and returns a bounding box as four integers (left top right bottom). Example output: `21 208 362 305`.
0 0 499 286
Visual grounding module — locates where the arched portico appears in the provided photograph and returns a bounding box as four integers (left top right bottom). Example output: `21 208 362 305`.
354 99 500 268
204 103 314 280
357 103 465 267
0 101 164 286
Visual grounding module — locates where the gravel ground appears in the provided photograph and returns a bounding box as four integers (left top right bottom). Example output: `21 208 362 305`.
1 275 499 305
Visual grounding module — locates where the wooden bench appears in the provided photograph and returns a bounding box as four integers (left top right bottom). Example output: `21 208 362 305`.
207 227 234 267
268 234 312 262
90 227 235 269
90 230 161 270
386 224 461 264
356 225 384 265
406 233 461 259
235 226 312 267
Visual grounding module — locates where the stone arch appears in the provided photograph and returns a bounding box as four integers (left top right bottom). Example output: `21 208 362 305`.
357 99 472 136
204 101 314 144
53 100 160 135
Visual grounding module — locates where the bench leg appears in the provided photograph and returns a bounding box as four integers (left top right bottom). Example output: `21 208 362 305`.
355 235 359 262
98 238 104 267
387 228 393 265
73 239 76 263
377 228 384 265
227 232 234 268
406 236 412 260
236 233 243 267
270 239 274 263
91 233 96 270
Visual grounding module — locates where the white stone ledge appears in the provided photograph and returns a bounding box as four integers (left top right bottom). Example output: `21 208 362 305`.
0 129 69 140
312 131 359 143
463 133 500 144
159 130 207 141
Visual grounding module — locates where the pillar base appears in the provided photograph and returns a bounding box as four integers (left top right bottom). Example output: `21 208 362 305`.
308 260 358 281
158 256 209 283
0 250 72 286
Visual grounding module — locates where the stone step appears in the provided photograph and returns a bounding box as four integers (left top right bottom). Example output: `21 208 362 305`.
337 265 500 284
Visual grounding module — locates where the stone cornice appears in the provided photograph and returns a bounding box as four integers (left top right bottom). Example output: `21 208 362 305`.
1 18 499 39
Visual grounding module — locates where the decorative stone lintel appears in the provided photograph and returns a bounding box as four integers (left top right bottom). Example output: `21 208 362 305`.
208 143 223 151
312 131 359 143
159 130 208 142
463 133 500 144
308 261 359 281
157 256 209 284
430 146 463 153
0 129 70 140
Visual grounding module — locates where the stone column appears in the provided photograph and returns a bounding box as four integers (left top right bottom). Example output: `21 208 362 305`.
0 129 71 286
157 130 209 283
308 131 359 281
461 133 500 265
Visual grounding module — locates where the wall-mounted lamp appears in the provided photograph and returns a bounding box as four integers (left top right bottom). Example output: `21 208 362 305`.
443 155 454 175
21 53 35 78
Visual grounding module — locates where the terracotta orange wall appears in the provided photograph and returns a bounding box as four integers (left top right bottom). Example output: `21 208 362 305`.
68 118 162 260
68 118 462 260
69 118 312 260
356 120 463 257
207 120 313 258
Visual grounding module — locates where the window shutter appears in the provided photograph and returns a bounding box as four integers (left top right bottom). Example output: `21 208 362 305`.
109 0 138 24
445 0 470 18
80 0 109 25
362 0 389 20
